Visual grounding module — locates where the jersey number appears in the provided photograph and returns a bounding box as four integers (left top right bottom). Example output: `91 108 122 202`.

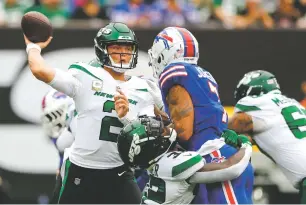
208 81 227 123
143 176 166 204
208 81 220 100
281 105 306 139
99 100 124 142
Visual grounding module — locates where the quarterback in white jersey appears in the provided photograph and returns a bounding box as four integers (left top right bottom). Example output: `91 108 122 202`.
117 116 253 204
61 60 155 169
228 70 306 203
24 22 155 204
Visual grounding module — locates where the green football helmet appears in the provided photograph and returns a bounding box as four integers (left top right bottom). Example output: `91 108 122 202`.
117 116 177 168
234 70 280 103
94 22 138 73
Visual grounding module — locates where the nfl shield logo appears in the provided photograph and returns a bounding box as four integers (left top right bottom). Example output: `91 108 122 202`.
74 178 81 185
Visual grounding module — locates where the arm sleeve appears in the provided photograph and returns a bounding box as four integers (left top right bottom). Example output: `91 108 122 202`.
145 78 164 111
188 145 252 184
137 86 156 117
234 96 269 132
48 68 82 98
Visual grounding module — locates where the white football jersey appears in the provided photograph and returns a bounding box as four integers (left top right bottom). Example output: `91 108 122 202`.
142 151 204 204
65 101 77 131
235 90 306 187
53 60 155 169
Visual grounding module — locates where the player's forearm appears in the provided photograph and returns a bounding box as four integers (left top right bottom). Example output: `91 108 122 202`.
174 122 193 141
228 112 254 135
188 145 252 184
167 85 194 141
153 105 169 121
28 49 55 83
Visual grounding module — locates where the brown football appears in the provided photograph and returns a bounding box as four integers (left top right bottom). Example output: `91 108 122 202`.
21 11 53 43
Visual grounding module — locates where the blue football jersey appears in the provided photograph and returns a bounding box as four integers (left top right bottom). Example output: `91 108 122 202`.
159 62 228 149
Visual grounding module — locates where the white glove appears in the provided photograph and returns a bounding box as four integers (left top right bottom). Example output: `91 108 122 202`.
145 78 165 111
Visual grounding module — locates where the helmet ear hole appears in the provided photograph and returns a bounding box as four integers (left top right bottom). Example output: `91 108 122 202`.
157 56 161 63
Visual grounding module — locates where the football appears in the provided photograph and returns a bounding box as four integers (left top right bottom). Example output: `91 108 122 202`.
21 11 53 43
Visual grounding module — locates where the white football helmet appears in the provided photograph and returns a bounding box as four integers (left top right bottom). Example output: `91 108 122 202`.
41 89 74 138
148 27 199 78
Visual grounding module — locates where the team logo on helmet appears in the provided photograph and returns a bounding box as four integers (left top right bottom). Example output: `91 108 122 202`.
97 28 112 36
154 33 173 49
128 133 142 163
52 91 67 99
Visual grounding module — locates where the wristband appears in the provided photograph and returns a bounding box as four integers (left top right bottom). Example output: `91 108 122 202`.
26 43 41 54
119 115 134 126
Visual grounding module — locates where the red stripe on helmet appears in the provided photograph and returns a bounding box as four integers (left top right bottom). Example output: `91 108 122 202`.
176 27 195 57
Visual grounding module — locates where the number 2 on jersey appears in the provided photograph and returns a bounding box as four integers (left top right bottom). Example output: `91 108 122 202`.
99 100 123 142
281 105 306 139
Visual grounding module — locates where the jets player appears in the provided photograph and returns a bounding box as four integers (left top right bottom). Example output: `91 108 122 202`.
24 23 156 203
148 27 254 204
228 70 306 204
117 116 253 204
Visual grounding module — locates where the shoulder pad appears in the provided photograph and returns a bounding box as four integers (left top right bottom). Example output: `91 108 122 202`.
68 61 86 69
88 59 101 68
159 64 188 92
68 62 103 81
161 63 187 76
154 151 204 181
235 96 263 113
130 77 151 92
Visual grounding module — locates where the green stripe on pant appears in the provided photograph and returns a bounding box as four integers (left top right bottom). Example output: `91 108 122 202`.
58 159 71 203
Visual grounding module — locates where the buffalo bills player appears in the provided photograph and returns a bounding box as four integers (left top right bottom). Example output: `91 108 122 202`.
41 89 76 203
41 89 75 167
148 27 254 204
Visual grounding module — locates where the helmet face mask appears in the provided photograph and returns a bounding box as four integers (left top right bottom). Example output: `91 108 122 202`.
234 70 280 103
94 23 138 73
117 117 177 168
41 90 73 138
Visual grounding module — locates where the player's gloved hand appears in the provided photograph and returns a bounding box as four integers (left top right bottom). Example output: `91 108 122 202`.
221 129 240 148
221 129 251 148
145 78 164 111
239 134 252 148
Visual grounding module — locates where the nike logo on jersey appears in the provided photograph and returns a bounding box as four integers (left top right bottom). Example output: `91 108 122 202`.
118 171 126 176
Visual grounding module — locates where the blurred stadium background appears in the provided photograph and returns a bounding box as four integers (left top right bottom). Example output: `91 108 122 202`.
1 0 306 203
